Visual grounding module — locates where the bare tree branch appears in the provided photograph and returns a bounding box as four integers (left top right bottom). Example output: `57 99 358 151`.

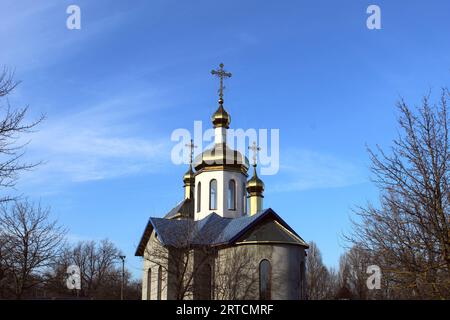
346 89 450 299
0 199 66 299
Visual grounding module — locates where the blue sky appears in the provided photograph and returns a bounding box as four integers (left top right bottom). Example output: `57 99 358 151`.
1 0 449 278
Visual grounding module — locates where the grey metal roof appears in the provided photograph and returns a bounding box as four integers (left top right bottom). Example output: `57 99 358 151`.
135 208 308 256
163 198 193 219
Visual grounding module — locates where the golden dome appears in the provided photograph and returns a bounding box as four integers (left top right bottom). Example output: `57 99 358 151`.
211 100 231 129
183 164 195 184
246 165 264 195
193 143 249 173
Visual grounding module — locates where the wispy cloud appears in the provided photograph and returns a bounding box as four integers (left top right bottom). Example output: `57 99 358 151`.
271 149 366 192
0 1 141 72
16 90 173 194
0 0 181 195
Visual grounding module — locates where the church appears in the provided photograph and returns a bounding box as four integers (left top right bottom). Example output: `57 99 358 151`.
135 64 309 300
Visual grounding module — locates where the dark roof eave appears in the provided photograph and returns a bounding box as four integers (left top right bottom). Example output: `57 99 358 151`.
135 222 150 256
135 219 157 256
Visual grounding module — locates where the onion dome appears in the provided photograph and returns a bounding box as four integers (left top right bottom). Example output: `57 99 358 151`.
193 143 249 174
211 99 231 129
183 164 195 185
246 165 264 195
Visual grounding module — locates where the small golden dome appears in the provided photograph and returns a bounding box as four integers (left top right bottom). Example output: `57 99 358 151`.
246 165 264 194
183 165 195 184
211 100 231 129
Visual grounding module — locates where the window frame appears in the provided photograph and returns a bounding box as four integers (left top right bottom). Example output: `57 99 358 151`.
197 182 201 212
259 259 272 300
147 268 152 300
243 183 247 214
227 179 236 210
209 179 218 210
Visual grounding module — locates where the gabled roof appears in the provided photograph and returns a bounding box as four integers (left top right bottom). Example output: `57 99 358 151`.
135 208 308 256
163 198 193 219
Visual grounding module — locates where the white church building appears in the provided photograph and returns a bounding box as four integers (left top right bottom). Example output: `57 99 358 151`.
135 64 308 300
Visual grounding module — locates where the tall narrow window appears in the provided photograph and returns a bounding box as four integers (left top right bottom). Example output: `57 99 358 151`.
210 179 217 210
300 261 306 299
259 259 271 300
157 266 162 300
147 268 152 300
197 182 201 212
243 183 247 214
227 179 236 210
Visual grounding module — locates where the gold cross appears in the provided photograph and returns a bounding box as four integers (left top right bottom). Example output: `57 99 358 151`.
211 63 232 100
248 141 261 167
185 139 197 165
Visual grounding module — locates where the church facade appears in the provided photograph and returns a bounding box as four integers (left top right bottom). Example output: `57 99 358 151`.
135 64 308 300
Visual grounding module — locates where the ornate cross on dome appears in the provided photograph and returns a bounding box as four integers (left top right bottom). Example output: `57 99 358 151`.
185 139 197 165
248 141 261 167
211 63 232 101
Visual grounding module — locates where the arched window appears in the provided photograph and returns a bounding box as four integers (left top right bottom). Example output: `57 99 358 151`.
147 268 152 300
209 179 217 210
197 182 201 212
157 266 162 300
243 183 247 214
300 260 306 299
227 179 236 210
259 259 271 300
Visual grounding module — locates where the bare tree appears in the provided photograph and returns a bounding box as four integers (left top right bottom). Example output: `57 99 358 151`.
0 67 19 97
0 67 44 202
347 89 450 299
52 239 126 299
0 229 10 297
306 241 337 299
338 245 379 299
0 200 66 299
326 267 339 298
74 240 121 297
42 239 141 300
144 220 215 300
214 246 259 300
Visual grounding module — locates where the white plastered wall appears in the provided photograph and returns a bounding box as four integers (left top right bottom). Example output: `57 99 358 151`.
141 231 169 300
194 169 247 220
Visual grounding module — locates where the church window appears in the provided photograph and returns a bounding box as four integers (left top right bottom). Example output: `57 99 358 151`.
300 260 306 299
147 268 151 300
243 183 247 214
157 266 162 300
197 182 201 212
227 179 236 210
209 179 217 210
259 259 271 300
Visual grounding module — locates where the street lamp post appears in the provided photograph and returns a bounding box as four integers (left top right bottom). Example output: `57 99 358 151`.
119 255 126 300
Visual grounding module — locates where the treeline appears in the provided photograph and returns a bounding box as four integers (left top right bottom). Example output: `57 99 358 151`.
0 200 141 300
308 89 450 300
0 68 140 300
307 242 391 300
